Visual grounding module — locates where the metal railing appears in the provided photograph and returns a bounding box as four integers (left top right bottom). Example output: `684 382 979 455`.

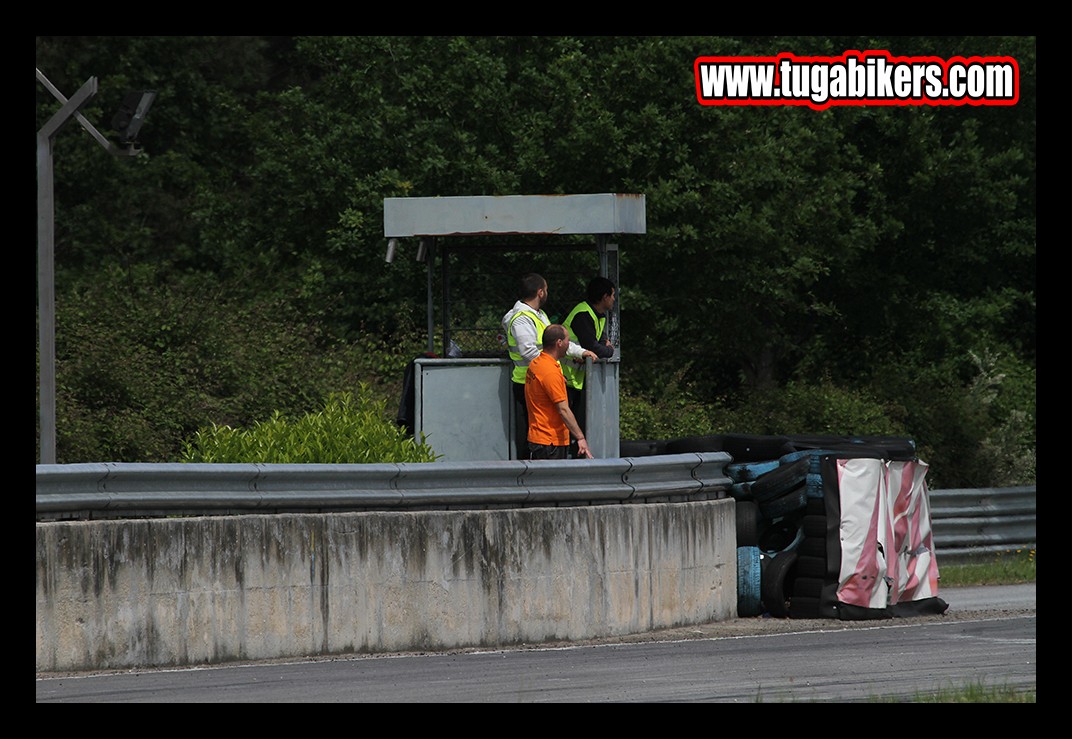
35 453 733 521
35 463 1035 565
928 485 1036 564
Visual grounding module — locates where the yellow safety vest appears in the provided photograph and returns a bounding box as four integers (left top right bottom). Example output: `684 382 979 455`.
561 302 606 390
507 309 548 384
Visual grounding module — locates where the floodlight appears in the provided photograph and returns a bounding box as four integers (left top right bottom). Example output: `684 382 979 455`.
111 90 156 143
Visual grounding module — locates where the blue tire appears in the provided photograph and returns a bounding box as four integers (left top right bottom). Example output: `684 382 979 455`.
737 546 763 617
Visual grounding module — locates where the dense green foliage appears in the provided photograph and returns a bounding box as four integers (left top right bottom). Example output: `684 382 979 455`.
36 36 1034 484
181 390 438 463
41 262 426 463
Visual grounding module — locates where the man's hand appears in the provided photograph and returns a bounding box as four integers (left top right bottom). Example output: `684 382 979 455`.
582 350 598 361
576 438 593 459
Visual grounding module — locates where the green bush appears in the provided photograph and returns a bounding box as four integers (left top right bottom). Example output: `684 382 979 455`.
181 389 439 463
619 386 718 440
621 379 905 441
718 380 906 437
40 265 427 464
866 349 1036 488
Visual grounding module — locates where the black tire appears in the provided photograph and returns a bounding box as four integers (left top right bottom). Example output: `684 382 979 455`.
798 537 827 558
664 435 723 454
758 518 802 555
803 514 828 539
619 439 660 457
759 482 808 519
784 434 917 461
848 436 917 460
751 458 810 503
788 596 822 619
782 434 846 452
761 549 798 617
736 500 761 547
720 434 792 463
795 554 828 579
792 576 826 599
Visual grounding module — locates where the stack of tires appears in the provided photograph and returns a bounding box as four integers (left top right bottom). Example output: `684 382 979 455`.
731 449 827 618
784 496 838 618
621 433 923 620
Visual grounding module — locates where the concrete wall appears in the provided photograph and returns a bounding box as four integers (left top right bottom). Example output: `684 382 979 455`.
36 499 736 673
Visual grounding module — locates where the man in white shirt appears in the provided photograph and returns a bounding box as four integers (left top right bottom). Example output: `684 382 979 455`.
502 273 594 459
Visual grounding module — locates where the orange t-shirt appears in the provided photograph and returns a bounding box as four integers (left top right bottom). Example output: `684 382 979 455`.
524 351 569 446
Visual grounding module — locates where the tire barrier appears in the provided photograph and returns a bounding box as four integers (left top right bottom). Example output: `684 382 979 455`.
757 517 803 558
632 433 971 621
618 439 667 457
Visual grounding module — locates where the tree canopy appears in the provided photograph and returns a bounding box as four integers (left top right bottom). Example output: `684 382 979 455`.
36 36 1035 486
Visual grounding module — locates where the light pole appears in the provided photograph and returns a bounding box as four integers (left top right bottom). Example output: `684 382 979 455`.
36 68 154 464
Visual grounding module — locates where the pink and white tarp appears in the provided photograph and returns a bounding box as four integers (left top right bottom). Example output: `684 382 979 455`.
835 458 940 610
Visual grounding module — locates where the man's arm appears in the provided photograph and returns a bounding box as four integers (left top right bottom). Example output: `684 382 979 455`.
564 322 601 362
555 399 592 458
570 311 615 359
566 346 599 364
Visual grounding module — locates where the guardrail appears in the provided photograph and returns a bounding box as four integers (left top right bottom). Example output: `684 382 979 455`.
35 463 1035 565
928 486 1036 565
35 453 734 520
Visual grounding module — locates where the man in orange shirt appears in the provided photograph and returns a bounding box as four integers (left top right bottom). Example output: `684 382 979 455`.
524 324 596 460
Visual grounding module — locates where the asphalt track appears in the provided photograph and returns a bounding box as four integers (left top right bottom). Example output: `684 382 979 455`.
36 583 1035 703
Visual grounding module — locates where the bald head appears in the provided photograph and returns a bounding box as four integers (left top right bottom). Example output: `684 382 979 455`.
542 323 568 349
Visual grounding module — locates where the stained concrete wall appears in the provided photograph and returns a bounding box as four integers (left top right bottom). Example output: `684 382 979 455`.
36 499 735 673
